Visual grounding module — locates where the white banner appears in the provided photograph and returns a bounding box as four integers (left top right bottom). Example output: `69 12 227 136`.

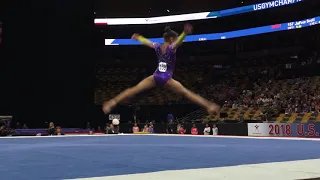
95 12 213 25
248 123 270 136
248 123 290 136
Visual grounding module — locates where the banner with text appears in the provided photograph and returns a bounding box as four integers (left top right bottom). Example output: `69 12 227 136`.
248 123 320 138
105 16 319 45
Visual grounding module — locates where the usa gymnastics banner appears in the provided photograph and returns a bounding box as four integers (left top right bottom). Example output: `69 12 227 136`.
105 16 319 45
248 123 320 137
95 0 303 25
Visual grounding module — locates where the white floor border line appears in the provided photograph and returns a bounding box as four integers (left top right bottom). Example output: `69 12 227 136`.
129 133 320 141
67 159 320 180
0 133 320 141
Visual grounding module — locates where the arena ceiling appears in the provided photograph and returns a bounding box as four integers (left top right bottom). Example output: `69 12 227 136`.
94 0 270 18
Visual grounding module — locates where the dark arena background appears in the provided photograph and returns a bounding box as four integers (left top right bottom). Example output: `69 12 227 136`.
0 0 320 179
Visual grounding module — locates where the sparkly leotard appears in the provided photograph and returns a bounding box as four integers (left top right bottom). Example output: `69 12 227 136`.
153 43 176 86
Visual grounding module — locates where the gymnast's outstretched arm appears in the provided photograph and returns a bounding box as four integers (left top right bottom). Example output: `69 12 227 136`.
171 23 193 49
132 33 157 48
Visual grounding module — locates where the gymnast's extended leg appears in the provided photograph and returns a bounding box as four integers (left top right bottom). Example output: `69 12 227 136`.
164 78 220 114
103 75 156 113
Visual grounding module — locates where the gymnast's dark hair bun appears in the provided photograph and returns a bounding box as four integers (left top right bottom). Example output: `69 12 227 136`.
164 26 171 32
163 26 178 41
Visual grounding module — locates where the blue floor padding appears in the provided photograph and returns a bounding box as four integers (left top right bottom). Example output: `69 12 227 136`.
0 135 320 180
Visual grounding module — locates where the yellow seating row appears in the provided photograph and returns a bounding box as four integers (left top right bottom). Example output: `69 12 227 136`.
202 108 320 123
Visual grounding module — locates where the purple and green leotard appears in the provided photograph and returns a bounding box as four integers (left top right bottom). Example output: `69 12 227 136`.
153 43 176 86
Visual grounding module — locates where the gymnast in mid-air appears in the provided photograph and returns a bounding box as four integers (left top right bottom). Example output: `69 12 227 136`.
103 23 220 114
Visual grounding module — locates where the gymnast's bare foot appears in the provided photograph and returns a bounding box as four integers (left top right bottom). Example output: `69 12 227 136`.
102 99 117 114
207 103 220 115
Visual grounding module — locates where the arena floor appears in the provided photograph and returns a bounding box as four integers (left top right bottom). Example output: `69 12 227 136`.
0 134 320 180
